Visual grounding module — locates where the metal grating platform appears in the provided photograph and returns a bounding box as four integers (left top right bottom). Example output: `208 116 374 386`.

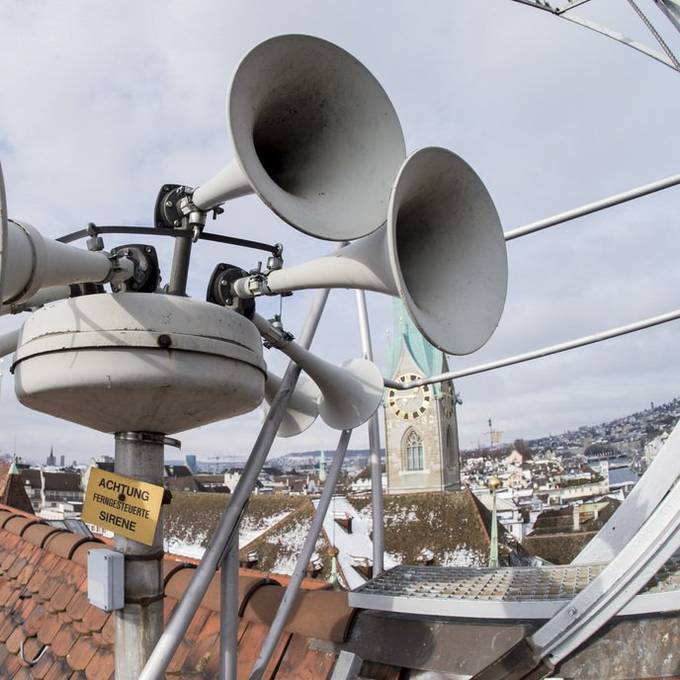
348 559 680 620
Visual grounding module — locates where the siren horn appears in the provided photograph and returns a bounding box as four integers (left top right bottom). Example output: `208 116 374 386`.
189 34 406 241
234 147 509 355
1 220 136 306
263 371 319 437
0 163 137 306
0 285 72 317
254 314 383 430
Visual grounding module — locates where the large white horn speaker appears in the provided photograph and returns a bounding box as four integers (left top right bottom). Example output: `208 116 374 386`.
263 371 319 437
0 220 130 306
192 34 406 241
253 147 508 355
253 314 384 430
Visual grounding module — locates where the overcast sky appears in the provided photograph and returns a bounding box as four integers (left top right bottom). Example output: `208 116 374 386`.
1 0 679 464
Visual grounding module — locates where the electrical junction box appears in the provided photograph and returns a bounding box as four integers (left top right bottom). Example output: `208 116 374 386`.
87 549 124 612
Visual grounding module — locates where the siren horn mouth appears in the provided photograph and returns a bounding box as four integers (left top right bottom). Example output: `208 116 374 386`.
264 371 319 438
387 147 509 355
229 34 406 241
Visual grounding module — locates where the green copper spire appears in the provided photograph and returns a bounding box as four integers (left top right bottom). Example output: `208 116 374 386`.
387 299 445 395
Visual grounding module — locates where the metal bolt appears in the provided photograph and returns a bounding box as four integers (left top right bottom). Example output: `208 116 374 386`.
165 200 173 208
173 220 180 227
157 334 172 348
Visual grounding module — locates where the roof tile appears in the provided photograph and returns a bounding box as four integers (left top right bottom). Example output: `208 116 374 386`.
84 646 114 680
5 516 41 537
51 623 79 657
66 635 98 671
23 524 63 549
100 615 114 646
66 591 91 622
5 625 26 654
80 605 109 634
45 533 89 560
1 653 25 678
37 613 64 646
0 510 14 528
29 648 55 679
23 603 50 637
47 582 79 614
44 658 73 680
0 613 20 644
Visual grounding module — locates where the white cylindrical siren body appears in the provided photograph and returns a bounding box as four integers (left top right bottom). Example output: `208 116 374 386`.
247 147 508 355
2 221 131 305
194 34 406 241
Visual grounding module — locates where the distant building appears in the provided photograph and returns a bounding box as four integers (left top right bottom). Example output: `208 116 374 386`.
0 461 34 514
164 464 202 492
384 300 461 494
59 455 65 467
524 498 620 564
46 446 56 467
185 454 198 473
20 467 83 513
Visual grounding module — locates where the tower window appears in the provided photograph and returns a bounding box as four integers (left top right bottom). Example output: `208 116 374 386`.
403 429 424 471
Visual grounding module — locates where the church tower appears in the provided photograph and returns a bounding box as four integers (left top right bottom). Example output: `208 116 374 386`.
384 300 461 494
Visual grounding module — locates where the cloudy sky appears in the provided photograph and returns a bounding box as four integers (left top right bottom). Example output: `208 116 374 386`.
1 0 679 464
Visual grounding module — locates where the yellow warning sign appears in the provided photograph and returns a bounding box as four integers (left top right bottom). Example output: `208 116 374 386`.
82 468 164 546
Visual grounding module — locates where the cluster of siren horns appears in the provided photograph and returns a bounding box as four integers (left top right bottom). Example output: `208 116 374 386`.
0 34 508 439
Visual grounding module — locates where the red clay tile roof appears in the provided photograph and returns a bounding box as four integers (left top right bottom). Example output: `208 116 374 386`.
0 502 359 678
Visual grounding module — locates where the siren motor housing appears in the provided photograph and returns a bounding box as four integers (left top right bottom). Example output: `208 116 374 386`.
12 294 266 434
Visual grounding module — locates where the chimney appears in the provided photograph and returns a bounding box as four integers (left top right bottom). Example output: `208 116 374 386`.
334 513 353 534
240 550 259 569
306 554 324 579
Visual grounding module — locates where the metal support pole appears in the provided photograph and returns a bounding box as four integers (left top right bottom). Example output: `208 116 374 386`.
139 289 330 680
384 306 680 390
488 486 499 569
219 527 240 680
354 290 384 576
504 173 680 241
114 432 165 680
249 429 352 680
167 234 192 295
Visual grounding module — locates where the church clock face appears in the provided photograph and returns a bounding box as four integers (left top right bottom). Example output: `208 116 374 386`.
388 373 431 420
